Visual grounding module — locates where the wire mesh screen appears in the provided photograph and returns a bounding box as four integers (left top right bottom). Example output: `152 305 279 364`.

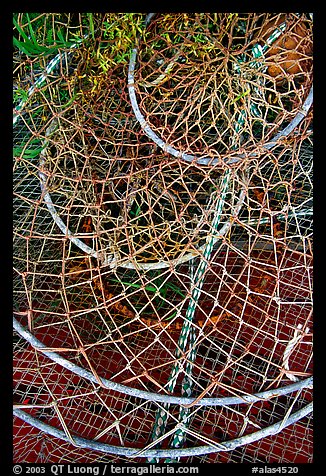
13 12 313 463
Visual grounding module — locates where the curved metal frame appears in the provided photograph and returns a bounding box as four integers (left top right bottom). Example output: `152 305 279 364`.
128 14 313 167
13 403 313 458
13 13 313 460
13 317 313 407
38 142 247 269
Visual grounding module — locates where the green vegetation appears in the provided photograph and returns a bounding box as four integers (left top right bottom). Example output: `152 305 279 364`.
13 13 83 57
13 13 149 103
111 271 185 313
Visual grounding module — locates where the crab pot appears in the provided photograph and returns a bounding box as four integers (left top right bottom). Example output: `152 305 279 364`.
13 12 313 463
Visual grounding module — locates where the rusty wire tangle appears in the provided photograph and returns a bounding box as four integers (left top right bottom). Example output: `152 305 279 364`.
13 13 313 463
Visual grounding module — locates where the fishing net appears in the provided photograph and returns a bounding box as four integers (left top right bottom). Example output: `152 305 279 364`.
13 12 313 463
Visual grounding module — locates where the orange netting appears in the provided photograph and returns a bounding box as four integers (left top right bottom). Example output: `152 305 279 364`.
13 12 313 463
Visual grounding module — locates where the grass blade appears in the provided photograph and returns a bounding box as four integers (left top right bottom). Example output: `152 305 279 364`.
13 146 44 159
110 279 157 293
25 13 38 45
13 16 30 42
88 13 95 40
13 37 38 56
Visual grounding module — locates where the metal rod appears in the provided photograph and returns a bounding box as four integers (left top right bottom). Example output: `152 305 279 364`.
13 316 313 406
128 15 313 167
13 402 313 458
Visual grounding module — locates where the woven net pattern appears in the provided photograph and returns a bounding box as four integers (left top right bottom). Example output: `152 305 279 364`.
13 13 313 463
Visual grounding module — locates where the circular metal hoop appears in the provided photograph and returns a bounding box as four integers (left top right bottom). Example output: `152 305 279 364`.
38 117 248 269
13 316 313 407
14 402 313 458
13 14 313 462
128 14 313 167
14 14 313 269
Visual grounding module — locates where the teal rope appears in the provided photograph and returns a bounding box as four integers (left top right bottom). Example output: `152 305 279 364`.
164 310 197 462
164 23 289 460
232 22 287 144
147 170 231 463
147 20 288 463
164 259 196 463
